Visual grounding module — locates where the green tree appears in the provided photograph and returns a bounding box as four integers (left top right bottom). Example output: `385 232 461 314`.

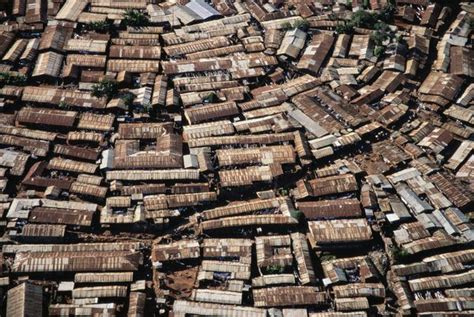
336 22 354 34
391 245 410 263
58 101 71 109
0 72 27 86
378 3 396 23
120 92 135 110
351 10 378 28
320 253 336 262
290 209 304 222
92 79 119 101
371 29 388 46
122 10 149 27
374 46 385 58
265 265 284 274
281 21 293 31
203 92 218 103
87 20 111 33
294 19 310 31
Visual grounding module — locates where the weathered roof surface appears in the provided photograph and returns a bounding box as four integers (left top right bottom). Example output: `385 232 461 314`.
333 283 386 298
56 0 88 21
219 165 283 187
7 282 43 317
307 174 358 197
49 304 117 316
21 224 66 238
22 86 106 109
297 33 335 74
419 72 464 105
184 101 240 124
190 289 242 305
29 207 95 226
152 240 200 262
291 232 317 285
106 169 200 181
16 107 77 127
65 38 108 53
308 219 373 244
202 197 290 220
216 145 296 166
409 270 474 291
75 272 134 284
72 285 128 298
202 214 298 231
12 250 143 272
107 59 160 72
128 292 146 317
450 46 474 77
109 45 161 59
172 300 266 317
202 238 253 259
297 199 362 219
3 242 141 254
253 286 326 307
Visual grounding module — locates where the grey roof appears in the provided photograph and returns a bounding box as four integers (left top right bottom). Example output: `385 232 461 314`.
396 183 434 215
185 0 221 20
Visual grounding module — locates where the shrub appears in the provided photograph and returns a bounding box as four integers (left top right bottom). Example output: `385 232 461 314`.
374 46 385 58
58 101 71 109
378 3 397 23
0 72 27 86
371 23 390 46
265 265 284 274
87 20 111 33
351 10 378 28
92 79 119 100
120 92 135 110
336 22 354 34
294 19 310 31
391 245 411 263
290 209 304 222
320 253 336 262
281 22 293 31
122 10 149 27
203 92 218 103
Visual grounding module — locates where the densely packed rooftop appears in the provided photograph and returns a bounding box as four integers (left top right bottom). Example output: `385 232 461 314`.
0 0 473 316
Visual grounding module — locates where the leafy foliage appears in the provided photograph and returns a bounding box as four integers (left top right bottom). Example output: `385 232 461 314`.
371 22 390 46
294 19 310 31
371 22 396 59
336 4 396 34
122 10 149 27
374 46 385 58
351 10 378 28
265 265 284 274
469 16 474 32
0 72 27 86
281 19 310 32
290 209 304 222
92 79 119 100
336 22 354 34
320 253 336 262
391 245 411 263
203 92 218 103
281 22 293 31
120 92 135 110
87 20 111 33
58 101 72 109
378 2 397 23
345 0 352 10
